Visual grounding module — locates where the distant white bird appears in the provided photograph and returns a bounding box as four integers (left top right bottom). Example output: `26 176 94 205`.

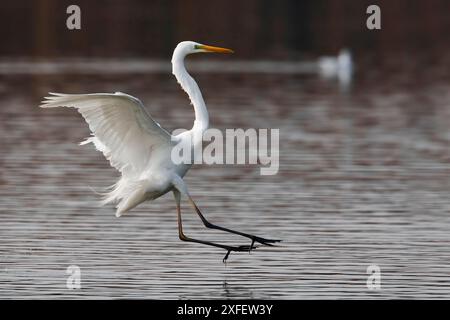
40 41 280 261
318 48 353 88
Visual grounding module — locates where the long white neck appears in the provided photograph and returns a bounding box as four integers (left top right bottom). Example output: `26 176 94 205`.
172 52 209 138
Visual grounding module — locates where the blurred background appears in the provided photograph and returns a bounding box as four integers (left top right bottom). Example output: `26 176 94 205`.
1 0 450 299
0 0 449 59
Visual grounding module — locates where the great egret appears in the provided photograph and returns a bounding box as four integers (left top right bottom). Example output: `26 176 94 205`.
40 41 280 261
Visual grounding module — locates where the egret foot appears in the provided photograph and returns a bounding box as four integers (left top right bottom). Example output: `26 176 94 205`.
250 236 282 248
223 244 257 263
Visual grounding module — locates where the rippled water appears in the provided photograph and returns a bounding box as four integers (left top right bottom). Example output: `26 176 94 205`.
1 56 450 299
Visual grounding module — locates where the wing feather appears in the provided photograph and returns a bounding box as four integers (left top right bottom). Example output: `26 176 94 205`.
40 92 173 177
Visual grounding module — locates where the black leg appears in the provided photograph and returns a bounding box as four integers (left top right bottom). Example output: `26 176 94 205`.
176 194 256 262
188 198 282 246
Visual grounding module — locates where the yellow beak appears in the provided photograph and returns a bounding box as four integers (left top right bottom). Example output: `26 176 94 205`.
198 44 234 54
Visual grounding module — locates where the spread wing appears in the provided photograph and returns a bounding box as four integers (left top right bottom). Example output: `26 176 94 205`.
40 92 173 177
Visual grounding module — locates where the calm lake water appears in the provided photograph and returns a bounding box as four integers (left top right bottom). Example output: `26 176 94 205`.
1 55 450 299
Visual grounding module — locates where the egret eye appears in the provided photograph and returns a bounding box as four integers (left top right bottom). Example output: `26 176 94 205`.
194 44 201 50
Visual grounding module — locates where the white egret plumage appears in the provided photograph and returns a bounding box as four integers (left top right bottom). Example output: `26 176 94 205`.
40 41 280 261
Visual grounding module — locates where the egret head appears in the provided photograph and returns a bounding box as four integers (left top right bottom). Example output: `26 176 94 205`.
173 41 234 59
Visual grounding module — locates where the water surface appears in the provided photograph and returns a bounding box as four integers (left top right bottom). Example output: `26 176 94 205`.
1 57 450 299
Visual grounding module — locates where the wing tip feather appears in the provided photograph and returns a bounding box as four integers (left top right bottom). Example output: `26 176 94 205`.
39 92 68 108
